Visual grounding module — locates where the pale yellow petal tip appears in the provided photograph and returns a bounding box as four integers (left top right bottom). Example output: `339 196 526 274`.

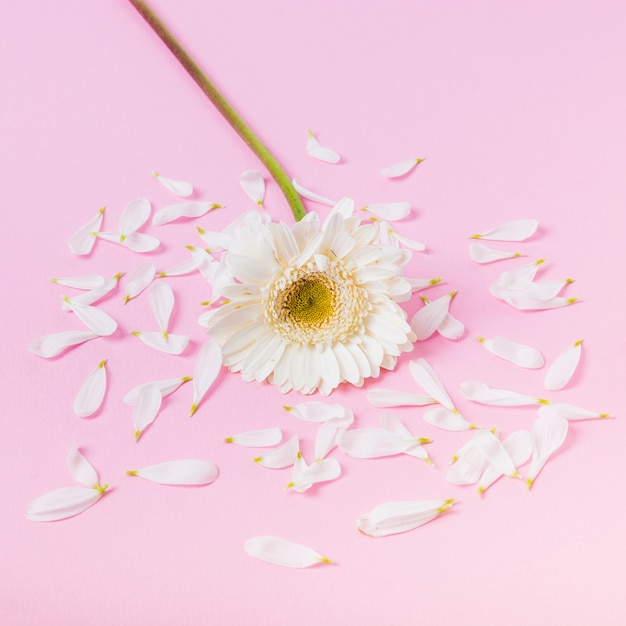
476 336 485 343
253 457 262 463
98 359 107 368
319 557 333 565
438 499 454 513
536 259 546 266
224 437 234 443
113 272 124 280
196 226 206 235
181 376 193 383
514 253 523 257
126 470 138 476
189 403 198 416
285 481 295 490
527 478 534 489
157 272 167 278
566 278 575 284
256 200 263 206
283 405 293 412
574 339 584 347
134 430 141 441
600 413 610 419
95 483 109 494
449 290 458 298
469 424 479 430
130 331 140 337
430 278 442 285
424 457 434 467
450 455 459 464
124 295 131 304
469 234 482 239
99 207 105 215
152 171 159 177
418 437 432 445
200 301 211 307
511 471 521 479
538 398 550 405
477 486 485 496
50 278 58 283
185 244 196 251
416 157 425 164
567 298 578 305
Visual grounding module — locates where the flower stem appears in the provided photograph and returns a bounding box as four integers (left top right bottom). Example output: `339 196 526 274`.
127 0 306 222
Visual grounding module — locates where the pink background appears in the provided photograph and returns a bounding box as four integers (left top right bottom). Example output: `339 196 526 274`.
2 1 625 624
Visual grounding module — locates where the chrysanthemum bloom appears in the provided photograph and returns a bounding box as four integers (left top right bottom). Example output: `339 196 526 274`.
199 202 416 395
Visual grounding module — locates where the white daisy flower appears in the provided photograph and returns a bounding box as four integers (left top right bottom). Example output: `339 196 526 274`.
199 208 416 395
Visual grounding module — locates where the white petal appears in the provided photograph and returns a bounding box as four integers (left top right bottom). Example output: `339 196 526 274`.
473 431 521 478
157 254 202 278
491 259 546 291
527 413 569 488
119 197 151 234
63 273 122 308
469 242 523 264
447 434 490 484
225 427 282 447
68 207 104 255
498 292 577 311
153 172 193 197
152 201 220 226
66 444 100 487
338 428 414 458
128 459 218 485
287 455 341 492
367 389 436 408
362 202 411 221
124 263 155 303
253 435 299 469
131 331 189 355
357 499 454 537
123 376 192 405
120 232 161 253
384 223 426 251
408 359 456 411
26 486 105 522
29 330 99 358
478 336 544 369
306 129 341 164
244 536 331 568
292 178 336 206
408 277 442 293
239 170 265 205
327 196 355 220
132 383 162 440
544 340 583 390
459 381 546 406
63 299 117 336
314 410 354 460
380 158 424 178
478 430 533 493
283 402 346 423
471 219 538 241
149 281 175 337
410 292 456 340
190 340 222 415
437 311 465 340
537 403 609 421
50 275 106 290
73 360 107 417
423 406 476 431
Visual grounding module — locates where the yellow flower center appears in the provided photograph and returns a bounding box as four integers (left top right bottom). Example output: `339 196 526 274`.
284 276 334 325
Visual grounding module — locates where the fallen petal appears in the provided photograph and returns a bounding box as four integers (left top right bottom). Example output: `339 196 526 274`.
287 455 341 492
132 383 162 440
244 536 331 568
224 427 282 447
239 170 265 205
124 263 156 303
119 197 151 234
128 459 218 485
153 171 193 197
408 359 456 411
367 389 436 408
380 158 424 178
253 435 299 468
120 232 161 253
26 486 105 522
469 242 523 264
66 444 100 488
478 336 544 369
73 359 107 417
283 401 346 422
478 430 533 493
123 376 192 405
362 202 411 221
68 207 104 255
149 281 175 337
190 340 222 415
527 413 569 488
63 273 122 309
544 340 583 390
423 406 476 431
292 178 336 206
537 403 610 421
63 299 117 336
131 331 189 355
306 129 341 163
460 381 546 406
470 219 538 241
153 201 220 226
314 410 354 460
29 330 99 358
338 428 414 458
410 292 456 341
50 275 106 290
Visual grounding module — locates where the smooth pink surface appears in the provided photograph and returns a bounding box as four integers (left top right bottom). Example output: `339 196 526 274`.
2 1 625 624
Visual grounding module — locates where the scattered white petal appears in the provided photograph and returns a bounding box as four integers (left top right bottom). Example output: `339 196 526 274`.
119 232 161 253
423 406 476 431
357 499 453 537
367 389 436 408
411 292 456 340
380 158 424 178
73 359 107 418
239 170 265 205
62 273 123 309
119 197 151 234
283 401 346 423
68 207 105 255
152 201 220 226
306 129 341 164
473 430 521 478
314 409 354 460
128 459 218 485
459 381 546 406
28 330 99 358
123 376 192 405
66 445 100 488
157 253 202 277
25 485 106 522
544 340 583 390
380 222 426 251
153 171 193 197
436 309 465 340
253 435 299 468
63 298 117 336
478 336 544 369
498 292 577 311
244 536 331 568
408 277 442 292
130 331 189 355
527 413 569 488
132 383 162 440
478 430 533 494
362 202 411 221
537 403 610 421
470 219 538 241
409 359 456 412
124 263 155 303
224 427 282 447
50 275 106 290
292 178 336 206
491 259 546 292
338 427 418 458
447 432 491 484
149 281 175 338
287 454 341 492
190 340 222 415
469 242 523 264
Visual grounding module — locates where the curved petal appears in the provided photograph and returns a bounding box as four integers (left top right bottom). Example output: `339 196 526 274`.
26 486 105 522
131 332 189 355
469 242 523 264
124 263 156 303
68 207 104 255
460 381 545 406
73 360 107 417
128 459 218 485
544 340 583 390
527 414 569 488
253 435 299 469
238 170 265 205
50 275 106 290
190 340 222 415
63 299 117 336
67 444 100 488
362 202 411 221
132 383 162 440
152 202 220 226
153 172 193 197
123 376 192 405
244 536 331 568
306 129 341 164
29 330 99 358
292 178 336 206
121 232 160 253
283 402 346 423
380 158 423 178
224 427 282 447
423 406 476 431
119 197 151 234
149 281 175 336
470 219 538 241
367 389 436 408
410 293 455 341
408 359 456 411
478 336 544 369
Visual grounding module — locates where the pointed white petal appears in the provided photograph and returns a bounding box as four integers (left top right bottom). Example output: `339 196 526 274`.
63 299 117 336
338 428 414 458
131 331 189 355
423 406 476 431
148 281 174 337
537 403 609 421
26 486 105 522
253 435 299 469
544 340 583 390
314 410 354 460
292 178 336 206
244 536 331 568
447 438 489 484
527 413 569 488
408 277 442 293
238 170 265 205
124 263 155 303
521 279 574 301
67 444 100 488
121 232 160 253
408 359 456 411
473 431 521 478
132 383 162 440
478 430 533 493
437 311 465 340
68 208 104 255
381 223 426 251
119 197 151 234
157 254 202 278
327 196 355 220
287 455 341 492
497 291 577 311
358 499 454 537
153 172 193 197
459 381 546 406
123 376 191 405
469 242 523 264
225 427 282 447
63 274 122 308
471 219 538 241
362 202 411 221
29 330 99 358
410 292 456 340
491 259 546 291
380 158 423 178
306 129 341 164
128 459 218 485
50 275 106 290
152 201 220 226
367 389 436 408
283 401 346 423
478 336 544 369
190 340 222 415
73 360 107 417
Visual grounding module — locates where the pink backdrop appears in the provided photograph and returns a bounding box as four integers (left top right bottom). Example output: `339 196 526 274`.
2 1 625 624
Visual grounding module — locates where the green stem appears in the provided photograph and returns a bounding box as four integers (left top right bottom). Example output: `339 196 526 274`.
127 0 306 222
